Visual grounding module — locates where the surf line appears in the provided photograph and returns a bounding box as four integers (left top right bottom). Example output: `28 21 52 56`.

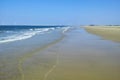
18 54 51 80
18 36 65 80
43 50 59 80
18 51 35 80
17 45 52 80
18 53 50 80
18 59 25 80
17 28 69 80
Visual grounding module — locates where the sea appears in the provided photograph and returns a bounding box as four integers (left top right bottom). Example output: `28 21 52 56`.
0 25 70 44
0 25 71 80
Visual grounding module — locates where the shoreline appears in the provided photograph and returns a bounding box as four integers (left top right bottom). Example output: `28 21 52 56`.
0 27 69 80
0 27 120 80
16 28 71 80
21 27 120 80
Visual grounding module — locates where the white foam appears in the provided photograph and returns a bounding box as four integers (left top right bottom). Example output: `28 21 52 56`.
0 28 54 44
0 27 70 44
62 27 71 33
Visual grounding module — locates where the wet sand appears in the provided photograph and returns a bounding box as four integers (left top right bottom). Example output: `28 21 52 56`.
85 26 120 42
0 27 120 80
18 27 120 80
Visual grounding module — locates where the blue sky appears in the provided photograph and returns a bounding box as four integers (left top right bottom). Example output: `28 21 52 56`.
0 0 120 25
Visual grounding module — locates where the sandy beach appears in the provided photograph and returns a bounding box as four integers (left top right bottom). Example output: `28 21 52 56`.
85 26 120 42
1 0 120 80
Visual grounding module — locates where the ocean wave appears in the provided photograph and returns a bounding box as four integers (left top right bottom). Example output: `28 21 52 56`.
62 26 71 33
0 27 71 44
0 28 55 44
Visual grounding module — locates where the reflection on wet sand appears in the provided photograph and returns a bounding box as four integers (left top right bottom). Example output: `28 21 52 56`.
21 27 120 80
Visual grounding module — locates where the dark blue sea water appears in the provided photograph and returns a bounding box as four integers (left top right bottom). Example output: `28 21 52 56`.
0 25 70 44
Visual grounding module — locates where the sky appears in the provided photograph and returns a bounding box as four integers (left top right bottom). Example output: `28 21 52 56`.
0 0 120 25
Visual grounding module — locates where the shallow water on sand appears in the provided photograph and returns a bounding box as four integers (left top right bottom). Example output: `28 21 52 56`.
0 27 120 80
0 28 64 80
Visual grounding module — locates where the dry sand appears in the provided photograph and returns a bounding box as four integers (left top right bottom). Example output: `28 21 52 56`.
85 26 120 42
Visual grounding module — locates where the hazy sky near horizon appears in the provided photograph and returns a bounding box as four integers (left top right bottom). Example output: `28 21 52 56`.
0 0 120 25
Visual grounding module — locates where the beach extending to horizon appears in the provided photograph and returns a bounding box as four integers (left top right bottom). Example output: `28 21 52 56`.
85 26 120 42
0 25 120 80
1 0 120 80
